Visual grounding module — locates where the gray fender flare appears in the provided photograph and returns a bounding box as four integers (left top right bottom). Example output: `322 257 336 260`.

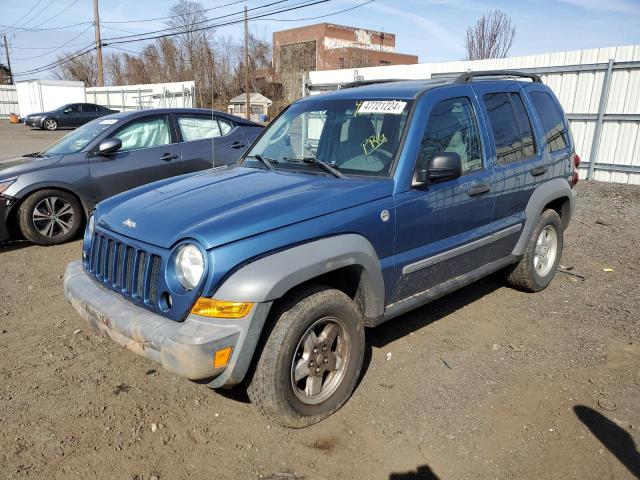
214 234 386 320
512 177 575 256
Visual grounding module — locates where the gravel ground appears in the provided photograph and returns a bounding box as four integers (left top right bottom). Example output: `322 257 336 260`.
0 171 639 478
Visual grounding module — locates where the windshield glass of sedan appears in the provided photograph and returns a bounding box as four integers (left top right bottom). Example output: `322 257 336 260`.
41 119 115 155
245 98 412 176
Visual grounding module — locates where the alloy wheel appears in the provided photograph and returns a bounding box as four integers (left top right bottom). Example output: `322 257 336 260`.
533 225 558 277
290 317 350 405
32 196 75 239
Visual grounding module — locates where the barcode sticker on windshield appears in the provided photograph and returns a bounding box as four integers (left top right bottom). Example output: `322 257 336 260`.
99 119 118 125
357 100 406 115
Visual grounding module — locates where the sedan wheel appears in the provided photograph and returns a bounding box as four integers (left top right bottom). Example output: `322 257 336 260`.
18 189 83 246
43 118 58 130
32 197 75 239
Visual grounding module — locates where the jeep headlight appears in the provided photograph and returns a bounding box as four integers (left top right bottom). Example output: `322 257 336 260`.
175 244 205 291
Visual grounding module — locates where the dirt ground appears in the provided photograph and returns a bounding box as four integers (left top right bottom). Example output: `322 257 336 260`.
0 123 639 479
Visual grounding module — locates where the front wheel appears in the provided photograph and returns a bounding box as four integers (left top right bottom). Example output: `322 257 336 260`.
505 209 564 292
18 190 83 246
43 118 58 131
247 286 365 428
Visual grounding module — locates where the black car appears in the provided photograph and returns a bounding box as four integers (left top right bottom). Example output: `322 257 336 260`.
0 108 263 245
23 103 118 131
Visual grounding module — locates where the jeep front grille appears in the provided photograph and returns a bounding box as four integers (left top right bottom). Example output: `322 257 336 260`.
87 232 162 306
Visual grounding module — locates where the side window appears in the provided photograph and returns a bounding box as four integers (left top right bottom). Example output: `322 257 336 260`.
113 116 171 151
217 118 234 136
62 104 80 114
530 91 568 152
483 92 536 165
418 97 483 174
177 116 221 142
82 104 97 112
509 94 536 158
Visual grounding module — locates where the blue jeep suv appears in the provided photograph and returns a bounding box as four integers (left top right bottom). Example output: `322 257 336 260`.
64 71 579 427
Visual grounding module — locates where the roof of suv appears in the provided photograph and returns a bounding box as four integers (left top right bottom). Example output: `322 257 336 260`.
302 71 544 102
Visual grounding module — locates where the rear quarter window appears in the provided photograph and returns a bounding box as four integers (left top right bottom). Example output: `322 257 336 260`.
530 91 568 152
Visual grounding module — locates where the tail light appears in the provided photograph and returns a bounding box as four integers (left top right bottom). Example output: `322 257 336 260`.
570 153 580 188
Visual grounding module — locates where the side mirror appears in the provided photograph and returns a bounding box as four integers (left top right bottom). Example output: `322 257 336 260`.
417 152 462 185
97 138 122 155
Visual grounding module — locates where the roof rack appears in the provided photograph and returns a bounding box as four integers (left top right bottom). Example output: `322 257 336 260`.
339 78 407 89
455 70 542 84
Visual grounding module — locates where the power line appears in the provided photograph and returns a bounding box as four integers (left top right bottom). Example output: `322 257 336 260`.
1 0 44 34
0 0 247 33
29 0 82 30
101 0 293 44
263 0 376 21
13 0 331 76
18 0 56 30
12 24 93 61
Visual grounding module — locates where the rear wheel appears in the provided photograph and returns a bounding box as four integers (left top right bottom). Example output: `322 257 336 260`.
505 209 563 292
247 286 365 428
18 190 83 246
43 118 58 131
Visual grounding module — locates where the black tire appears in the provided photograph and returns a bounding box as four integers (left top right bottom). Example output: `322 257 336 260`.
505 209 564 292
18 189 83 246
43 118 58 131
247 285 365 428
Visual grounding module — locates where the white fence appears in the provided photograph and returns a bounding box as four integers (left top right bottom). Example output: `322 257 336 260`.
0 85 19 119
85 81 195 111
308 45 640 185
0 80 195 118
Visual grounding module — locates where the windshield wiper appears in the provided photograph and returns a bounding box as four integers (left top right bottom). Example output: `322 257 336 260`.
301 157 345 179
245 154 277 171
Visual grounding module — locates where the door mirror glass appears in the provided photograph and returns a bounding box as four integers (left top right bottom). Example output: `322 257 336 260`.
98 138 122 155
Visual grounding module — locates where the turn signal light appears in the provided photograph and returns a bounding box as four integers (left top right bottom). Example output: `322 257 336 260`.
214 346 233 368
191 297 253 318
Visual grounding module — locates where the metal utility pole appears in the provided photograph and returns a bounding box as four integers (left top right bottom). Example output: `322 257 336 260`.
2 34 13 84
93 0 104 86
243 5 250 120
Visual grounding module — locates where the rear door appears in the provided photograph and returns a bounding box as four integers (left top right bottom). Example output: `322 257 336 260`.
393 86 496 302
89 114 182 201
79 104 99 125
472 82 546 262
174 114 249 173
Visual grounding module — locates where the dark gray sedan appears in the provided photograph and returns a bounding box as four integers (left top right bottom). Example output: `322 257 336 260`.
23 103 119 130
0 108 263 245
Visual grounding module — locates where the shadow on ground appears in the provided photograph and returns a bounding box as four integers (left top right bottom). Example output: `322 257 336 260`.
574 405 640 479
389 465 441 479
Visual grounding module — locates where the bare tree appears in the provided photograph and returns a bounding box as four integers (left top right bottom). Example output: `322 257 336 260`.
465 10 515 60
53 51 98 86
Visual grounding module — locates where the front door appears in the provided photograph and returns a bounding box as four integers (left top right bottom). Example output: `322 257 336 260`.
89 114 182 201
393 86 495 302
60 104 82 127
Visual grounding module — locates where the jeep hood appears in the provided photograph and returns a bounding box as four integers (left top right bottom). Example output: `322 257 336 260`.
97 166 394 249
0 154 64 179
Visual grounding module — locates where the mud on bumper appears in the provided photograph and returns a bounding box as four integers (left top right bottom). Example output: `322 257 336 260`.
63 260 271 387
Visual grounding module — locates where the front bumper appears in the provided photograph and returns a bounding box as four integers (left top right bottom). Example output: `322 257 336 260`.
23 117 42 128
0 196 13 242
64 260 272 387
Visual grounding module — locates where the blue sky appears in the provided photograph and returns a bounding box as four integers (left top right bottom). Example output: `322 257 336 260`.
2 0 639 79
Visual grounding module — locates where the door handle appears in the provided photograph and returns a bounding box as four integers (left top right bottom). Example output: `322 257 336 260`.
530 165 548 177
160 153 179 161
468 183 491 196
230 141 246 149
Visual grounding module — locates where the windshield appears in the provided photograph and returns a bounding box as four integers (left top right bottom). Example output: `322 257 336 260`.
244 97 412 177
41 118 117 156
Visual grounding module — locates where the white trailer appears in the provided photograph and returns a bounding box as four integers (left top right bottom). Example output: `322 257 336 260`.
15 79 85 119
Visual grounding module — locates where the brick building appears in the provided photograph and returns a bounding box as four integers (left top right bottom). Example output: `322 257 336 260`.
273 23 418 100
